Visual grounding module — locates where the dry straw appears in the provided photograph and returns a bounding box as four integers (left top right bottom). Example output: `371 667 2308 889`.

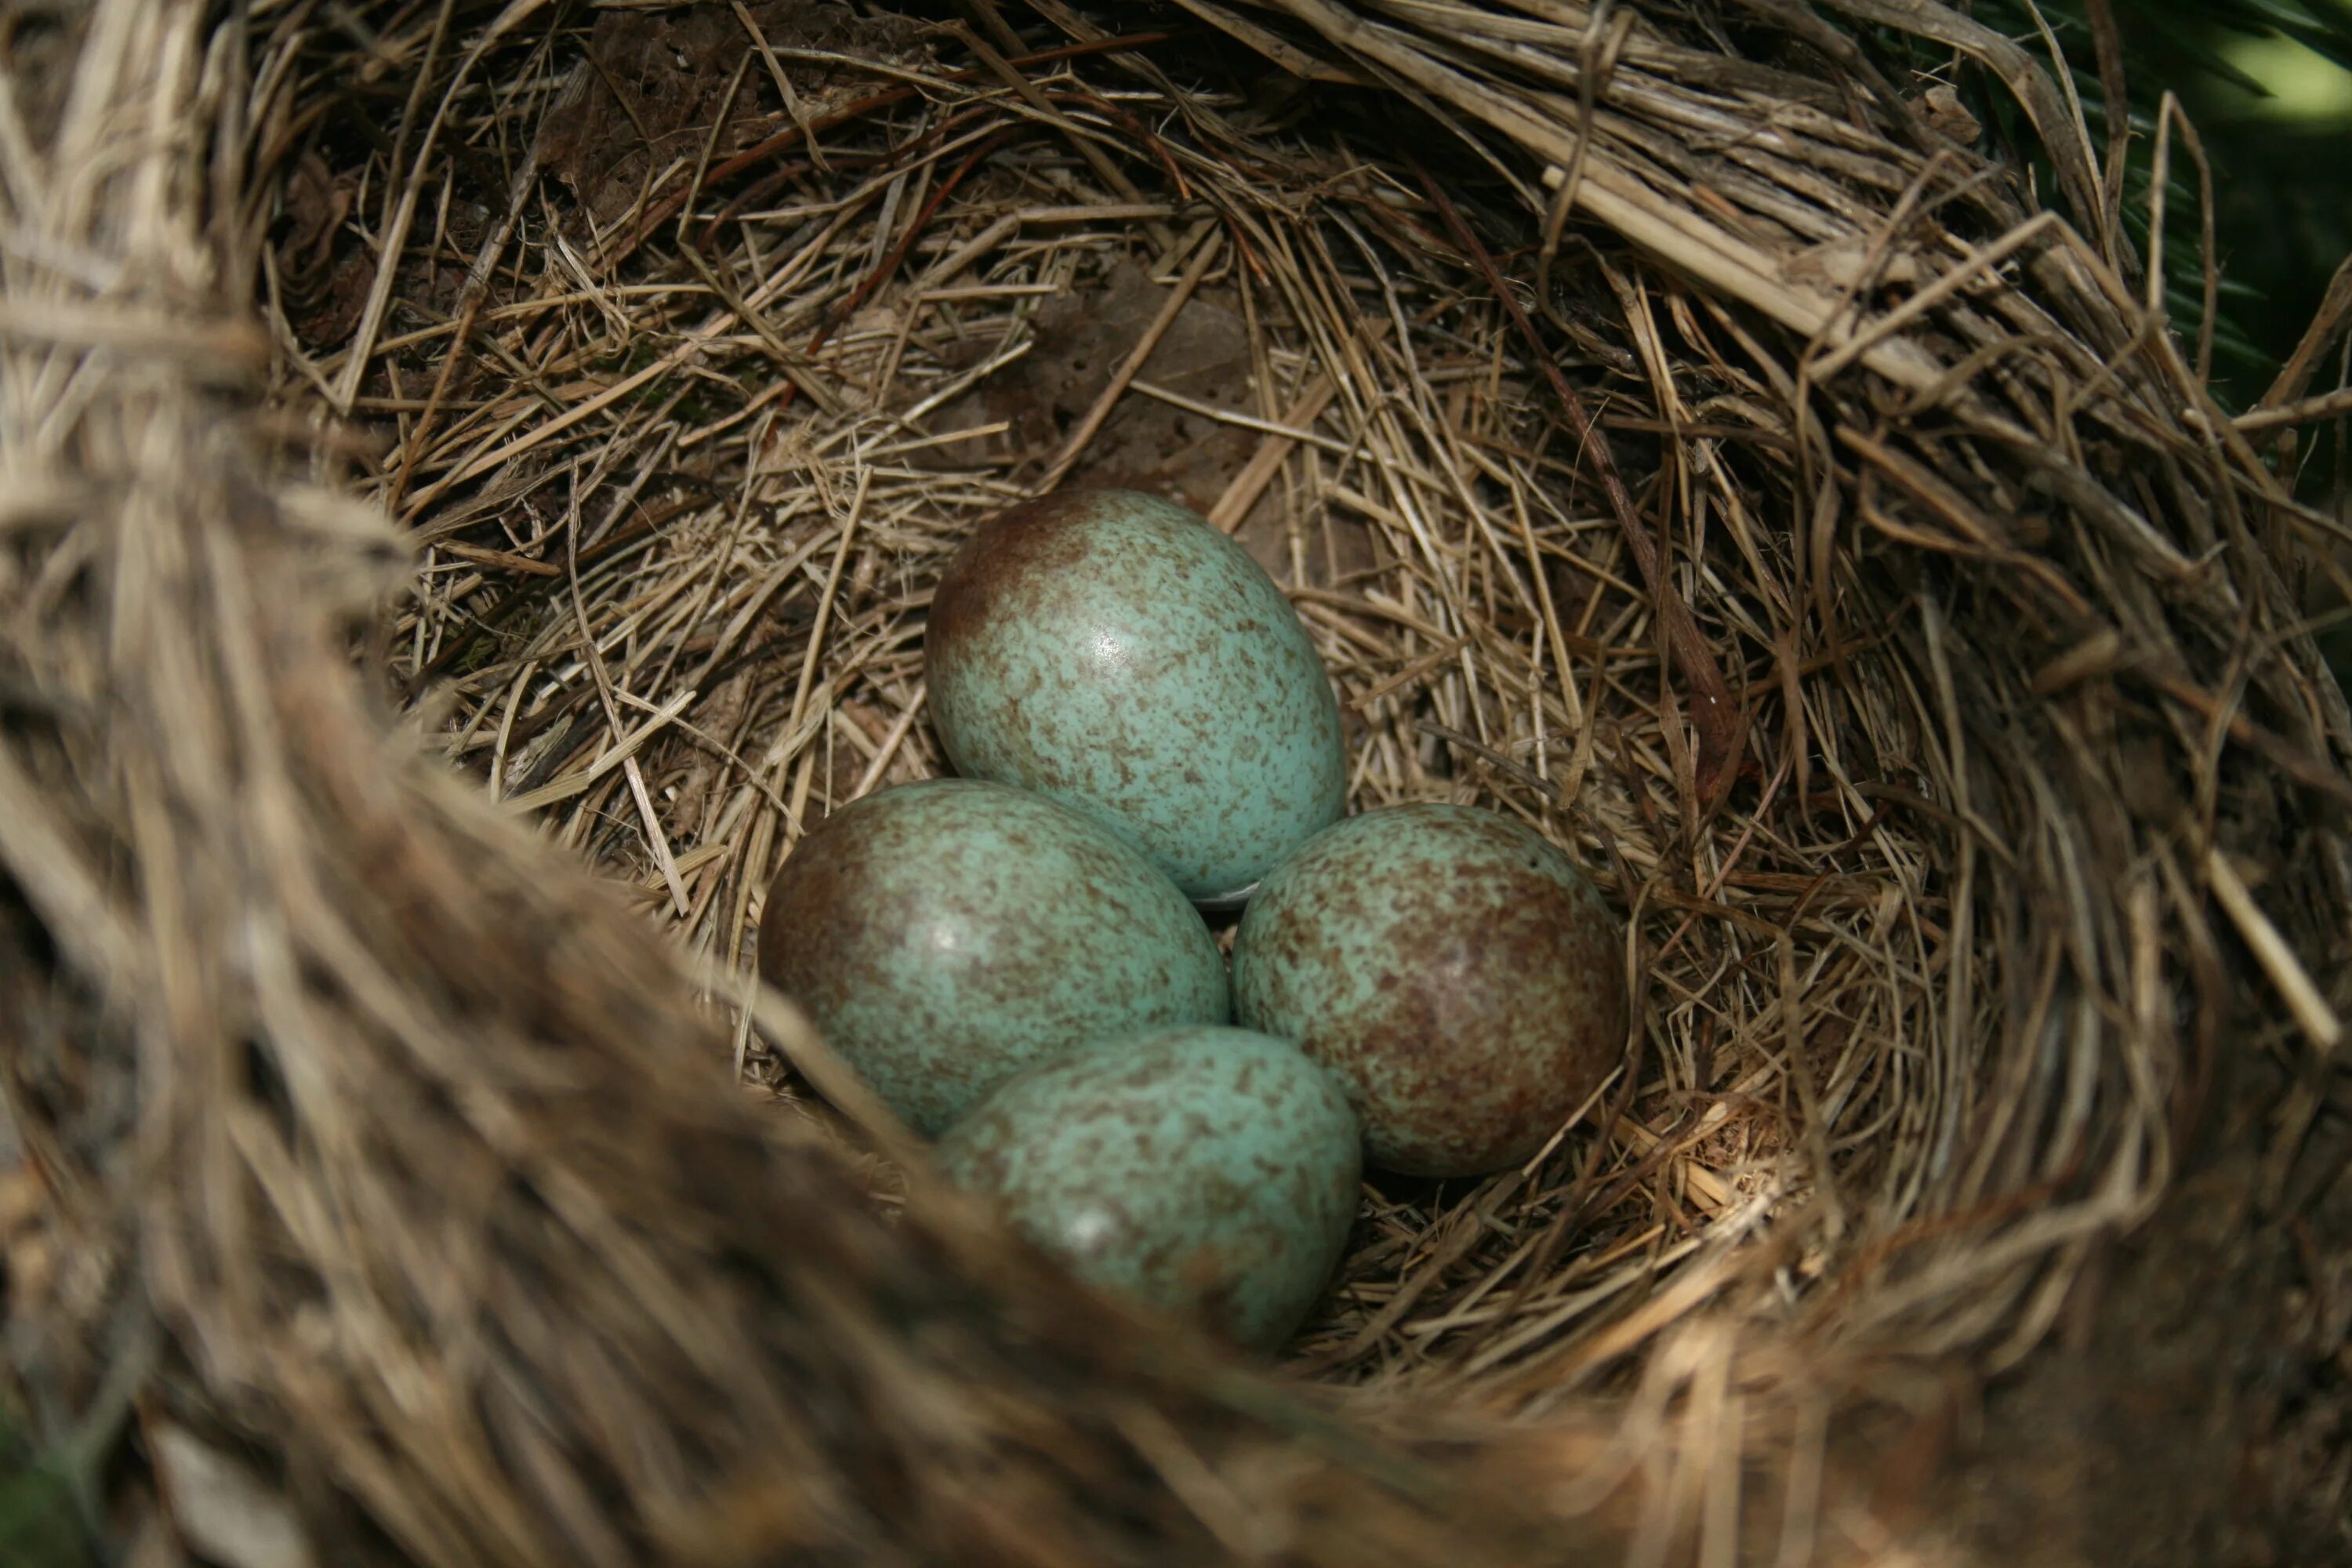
2 0 2348 1563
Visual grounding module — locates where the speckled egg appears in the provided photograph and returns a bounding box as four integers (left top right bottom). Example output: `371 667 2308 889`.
925 488 1348 904
1232 804 1626 1178
935 1025 1361 1351
757 779 1229 1135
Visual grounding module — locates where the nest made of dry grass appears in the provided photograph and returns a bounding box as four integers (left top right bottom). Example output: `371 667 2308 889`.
3 0 2350 1563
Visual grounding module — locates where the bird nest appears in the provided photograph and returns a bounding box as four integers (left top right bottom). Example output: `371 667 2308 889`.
4 0 2350 1563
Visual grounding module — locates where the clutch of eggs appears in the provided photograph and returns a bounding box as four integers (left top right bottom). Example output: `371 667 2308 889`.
753 488 1628 1352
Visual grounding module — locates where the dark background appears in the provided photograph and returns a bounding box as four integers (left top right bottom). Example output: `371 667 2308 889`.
1973 2 2352 401
2159 3 2352 684
2183 56 2352 402
2129 5 2352 398
1962 1 2352 678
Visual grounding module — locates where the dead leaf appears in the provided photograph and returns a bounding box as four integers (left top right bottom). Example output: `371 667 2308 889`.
538 1 925 227
913 257 1380 587
276 152 369 350
150 1422 315 1568
1918 83 1981 144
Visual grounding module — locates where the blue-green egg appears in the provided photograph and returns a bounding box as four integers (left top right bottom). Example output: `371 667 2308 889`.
757 779 1229 1135
924 488 1347 904
935 1025 1361 1351
1232 804 1626 1178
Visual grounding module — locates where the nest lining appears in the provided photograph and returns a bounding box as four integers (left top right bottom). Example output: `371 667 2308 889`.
363 22 1976 1392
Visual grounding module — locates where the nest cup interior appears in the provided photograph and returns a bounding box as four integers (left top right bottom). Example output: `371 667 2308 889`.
361 3 2057 1394
56 5 2318 1543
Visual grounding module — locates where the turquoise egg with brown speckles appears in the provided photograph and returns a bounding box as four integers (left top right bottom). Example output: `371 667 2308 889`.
1232 804 1626 1178
925 489 1348 903
757 779 1229 1136
935 1025 1360 1351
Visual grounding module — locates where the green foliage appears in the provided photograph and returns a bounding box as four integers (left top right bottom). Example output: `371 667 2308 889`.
1876 1 2352 405
0 1468 96 1568
0 1410 94 1568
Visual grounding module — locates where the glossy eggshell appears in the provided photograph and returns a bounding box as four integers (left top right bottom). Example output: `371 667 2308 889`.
924 488 1348 903
935 1025 1361 1351
757 779 1229 1135
1231 804 1626 1178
